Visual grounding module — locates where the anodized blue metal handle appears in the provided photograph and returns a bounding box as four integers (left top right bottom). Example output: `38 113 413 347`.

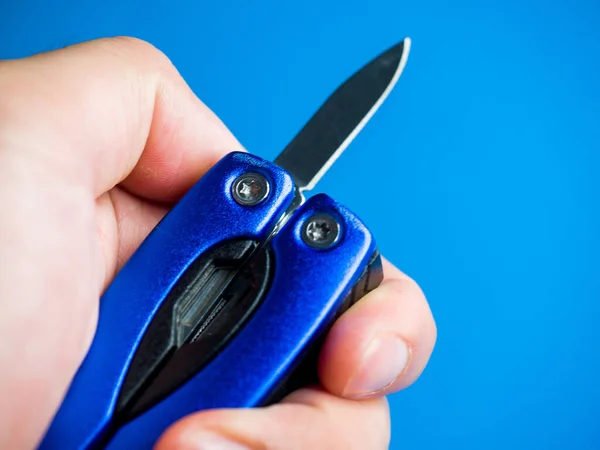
39 151 378 449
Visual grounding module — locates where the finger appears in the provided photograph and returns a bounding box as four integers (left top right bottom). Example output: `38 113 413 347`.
0 36 243 203
318 258 437 399
95 187 169 288
155 387 390 450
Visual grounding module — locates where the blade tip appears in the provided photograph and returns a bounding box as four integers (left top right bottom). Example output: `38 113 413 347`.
398 36 412 60
386 37 411 88
382 37 411 77
403 37 412 56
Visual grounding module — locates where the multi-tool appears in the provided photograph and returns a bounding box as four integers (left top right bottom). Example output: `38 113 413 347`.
40 37 411 449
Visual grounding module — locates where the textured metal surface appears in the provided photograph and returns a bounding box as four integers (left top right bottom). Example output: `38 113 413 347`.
39 152 295 449
274 38 410 191
104 193 376 449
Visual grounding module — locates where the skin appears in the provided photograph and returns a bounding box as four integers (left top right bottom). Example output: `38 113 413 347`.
0 37 436 449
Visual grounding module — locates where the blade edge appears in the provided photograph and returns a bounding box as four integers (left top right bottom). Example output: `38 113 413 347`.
301 37 411 192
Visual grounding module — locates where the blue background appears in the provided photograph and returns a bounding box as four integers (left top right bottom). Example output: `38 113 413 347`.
1 1 598 448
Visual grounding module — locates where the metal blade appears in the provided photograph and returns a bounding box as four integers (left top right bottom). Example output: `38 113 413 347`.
274 37 411 192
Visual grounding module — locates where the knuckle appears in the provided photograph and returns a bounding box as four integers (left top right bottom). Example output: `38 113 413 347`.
93 36 174 70
101 36 155 52
108 36 159 55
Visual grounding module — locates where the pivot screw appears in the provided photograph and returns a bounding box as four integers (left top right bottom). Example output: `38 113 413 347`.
232 172 270 206
302 213 341 249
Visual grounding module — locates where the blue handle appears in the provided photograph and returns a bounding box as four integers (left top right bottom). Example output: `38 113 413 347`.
40 152 378 449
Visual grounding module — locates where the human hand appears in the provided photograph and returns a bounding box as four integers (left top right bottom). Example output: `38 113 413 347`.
0 37 436 449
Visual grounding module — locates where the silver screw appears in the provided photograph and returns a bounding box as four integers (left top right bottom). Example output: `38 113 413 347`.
232 172 270 206
302 213 341 249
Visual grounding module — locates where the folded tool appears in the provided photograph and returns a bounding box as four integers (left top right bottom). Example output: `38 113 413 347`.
40 38 411 449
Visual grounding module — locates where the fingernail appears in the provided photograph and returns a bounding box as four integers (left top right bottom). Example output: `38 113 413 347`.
181 431 251 450
343 334 410 397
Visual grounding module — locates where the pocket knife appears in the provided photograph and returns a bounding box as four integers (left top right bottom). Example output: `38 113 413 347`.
40 37 411 449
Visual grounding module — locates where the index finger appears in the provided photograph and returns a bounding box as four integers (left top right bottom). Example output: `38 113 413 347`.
0 36 243 202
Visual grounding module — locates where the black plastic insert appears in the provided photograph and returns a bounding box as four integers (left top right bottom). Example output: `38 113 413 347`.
114 239 272 423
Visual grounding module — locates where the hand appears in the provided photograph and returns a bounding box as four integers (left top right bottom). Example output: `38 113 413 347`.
0 37 436 449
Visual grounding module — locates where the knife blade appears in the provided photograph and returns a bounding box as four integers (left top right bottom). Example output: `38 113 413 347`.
274 37 411 192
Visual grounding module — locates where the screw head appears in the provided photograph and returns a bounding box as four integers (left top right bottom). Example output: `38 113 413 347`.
232 172 270 206
302 213 341 249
